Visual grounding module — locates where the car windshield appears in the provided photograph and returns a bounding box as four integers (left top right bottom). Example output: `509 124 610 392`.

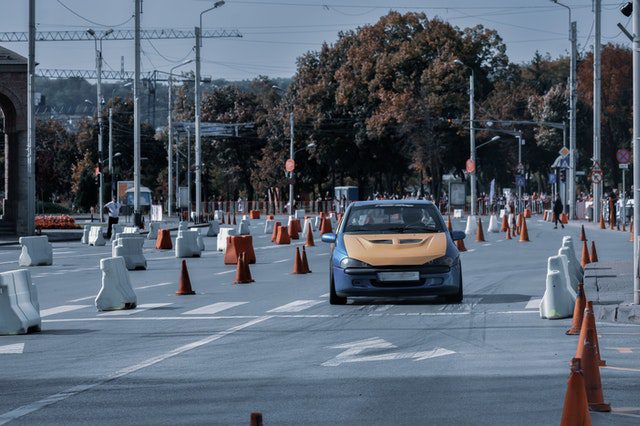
343 204 445 234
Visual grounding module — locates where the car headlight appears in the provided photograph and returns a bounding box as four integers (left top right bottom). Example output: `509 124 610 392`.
426 256 455 267
340 257 371 268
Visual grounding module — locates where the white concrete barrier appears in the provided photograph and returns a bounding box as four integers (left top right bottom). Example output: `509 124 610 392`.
0 269 41 334
303 218 314 236
313 216 321 230
264 219 275 235
88 226 106 246
176 230 202 258
113 237 147 270
561 236 583 279
81 225 91 244
19 236 53 267
238 220 251 236
487 214 500 233
123 226 138 234
453 209 463 218
217 227 237 252
558 246 582 288
178 221 189 232
464 215 477 236
540 262 574 319
206 221 220 237
295 209 306 220
556 254 578 298
110 224 124 242
147 222 161 240
96 257 137 311
189 228 206 252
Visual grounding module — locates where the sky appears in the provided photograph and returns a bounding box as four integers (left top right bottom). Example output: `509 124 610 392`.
0 0 633 81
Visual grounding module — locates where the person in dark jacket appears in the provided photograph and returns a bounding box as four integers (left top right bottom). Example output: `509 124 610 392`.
553 195 564 229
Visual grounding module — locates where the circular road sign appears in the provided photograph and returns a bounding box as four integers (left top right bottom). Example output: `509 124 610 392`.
617 148 631 165
465 159 476 174
592 173 602 184
285 159 295 172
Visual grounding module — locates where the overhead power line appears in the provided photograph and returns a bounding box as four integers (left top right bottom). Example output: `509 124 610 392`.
0 28 242 42
36 68 205 82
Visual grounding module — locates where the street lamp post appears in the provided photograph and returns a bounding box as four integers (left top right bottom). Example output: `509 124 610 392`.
632 0 640 304
195 0 225 223
87 28 113 221
289 111 294 215
168 60 194 217
453 60 476 216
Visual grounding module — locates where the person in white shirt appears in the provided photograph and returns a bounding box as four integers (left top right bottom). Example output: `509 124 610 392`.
104 196 122 238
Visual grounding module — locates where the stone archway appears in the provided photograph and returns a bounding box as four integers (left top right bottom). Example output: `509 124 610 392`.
0 45 31 236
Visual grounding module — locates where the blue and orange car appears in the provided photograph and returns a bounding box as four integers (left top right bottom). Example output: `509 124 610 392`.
321 200 466 305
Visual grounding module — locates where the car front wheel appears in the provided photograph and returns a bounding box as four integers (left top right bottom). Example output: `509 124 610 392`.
329 269 347 305
444 267 463 304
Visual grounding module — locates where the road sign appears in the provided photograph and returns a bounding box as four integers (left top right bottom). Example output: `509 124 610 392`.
285 159 295 172
559 157 570 169
465 159 476 174
592 173 602 184
592 161 602 173
617 148 631 164
548 173 556 184
620 163 629 170
515 175 525 188
559 147 570 158
516 163 524 174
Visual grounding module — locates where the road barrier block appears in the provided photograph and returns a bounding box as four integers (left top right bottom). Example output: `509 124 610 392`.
556 254 578 298
540 269 573 319
250 210 260 219
206 221 220 237
113 237 147 270
189 228 206 252
96 256 137 311
81 225 91 244
178 221 188 232
147 222 161 240
176 230 202 258
560 236 583 280
224 235 256 264
264 219 275 234
464 215 477 237
0 269 41 335
155 229 173 250
217 227 237 252
487 214 500 233
88 226 106 246
123 226 138 234
302 218 315 237
295 209 306 220
238 220 251 236
110 224 124 242
18 236 53 267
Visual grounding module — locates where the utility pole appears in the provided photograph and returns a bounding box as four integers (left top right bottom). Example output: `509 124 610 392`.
108 107 113 196
593 0 602 223
632 0 639 304
470 72 476 216
289 111 294 215
27 0 35 235
194 25 202 223
517 134 523 209
133 0 142 226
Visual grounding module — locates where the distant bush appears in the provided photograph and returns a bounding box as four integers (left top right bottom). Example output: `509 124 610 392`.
37 201 72 214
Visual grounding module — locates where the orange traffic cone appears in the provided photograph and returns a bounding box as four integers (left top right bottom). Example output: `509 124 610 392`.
598 214 605 230
581 241 591 269
155 229 173 250
292 247 305 274
500 214 509 232
234 253 254 284
576 301 606 367
631 221 635 242
301 246 312 273
250 412 263 426
275 226 291 245
289 219 300 240
505 225 512 240
305 223 315 247
519 216 530 242
580 225 587 242
581 328 611 412
589 241 599 263
566 283 587 335
455 238 467 252
271 221 282 242
516 214 522 235
476 217 486 242
543 211 548 221
560 358 592 426
176 260 196 295
447 215 453 232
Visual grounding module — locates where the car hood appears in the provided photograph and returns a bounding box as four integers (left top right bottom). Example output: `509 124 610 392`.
343 232 447 266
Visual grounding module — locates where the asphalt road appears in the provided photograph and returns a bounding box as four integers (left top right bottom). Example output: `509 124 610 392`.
0 215 638 425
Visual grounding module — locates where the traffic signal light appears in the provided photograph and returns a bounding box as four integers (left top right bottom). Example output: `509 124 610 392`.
559 169 566 182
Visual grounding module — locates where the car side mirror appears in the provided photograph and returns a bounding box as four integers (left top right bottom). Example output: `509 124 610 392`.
451 230 466 241
321 233 337 244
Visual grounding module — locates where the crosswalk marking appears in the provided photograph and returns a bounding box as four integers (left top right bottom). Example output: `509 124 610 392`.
182 302 247 315
267 300 322 313
135 282 173 290
98 303 172 316
525 297 542 310
40 305 90 318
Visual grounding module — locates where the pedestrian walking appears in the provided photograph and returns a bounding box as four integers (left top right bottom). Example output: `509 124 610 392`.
553 195 564 229
104 196 122 238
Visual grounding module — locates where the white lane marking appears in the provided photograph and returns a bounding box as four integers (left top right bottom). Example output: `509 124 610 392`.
0 260 17 265
374 305 394 313
215 270 235 276
322 337 455 367
98 303 172 316
52 250 76 255
135 282 173 290
317 253 329 256
44 316 261 322
68 295 95 303
320 292 330 298
267 300 323 313
273 259 288 264
40 305 90 318
148 256 176 261
0 343 24 354
525 297 542 310
482 243 492 247
604 366 640 373
612 408 640 418
0 316 271 425
183 302 247 316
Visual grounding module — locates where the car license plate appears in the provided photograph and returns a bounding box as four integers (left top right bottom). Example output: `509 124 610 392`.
377 271 420 282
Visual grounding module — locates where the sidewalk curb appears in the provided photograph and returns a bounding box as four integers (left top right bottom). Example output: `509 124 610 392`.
595 303 640 325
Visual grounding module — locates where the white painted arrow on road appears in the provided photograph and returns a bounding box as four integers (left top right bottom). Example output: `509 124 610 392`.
0 343 24 354
322 337 455 367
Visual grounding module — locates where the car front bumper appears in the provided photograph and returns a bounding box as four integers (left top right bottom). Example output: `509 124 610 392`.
333 261 461 298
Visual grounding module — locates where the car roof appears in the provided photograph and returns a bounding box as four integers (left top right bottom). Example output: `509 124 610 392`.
349 199 435 207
